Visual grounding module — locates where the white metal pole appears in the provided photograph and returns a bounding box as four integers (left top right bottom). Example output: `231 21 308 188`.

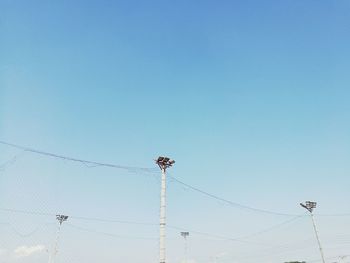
49 223 61 263
50 221 62 263
159 167 166 263
53 224 61 263
310 213 326 263
184 235 188 263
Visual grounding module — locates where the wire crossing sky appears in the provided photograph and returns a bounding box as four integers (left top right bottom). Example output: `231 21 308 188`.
0 140 312 217
3 140 350 218
1 0 350 263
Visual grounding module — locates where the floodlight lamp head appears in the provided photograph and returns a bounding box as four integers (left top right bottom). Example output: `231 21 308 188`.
306 201 317 208
301 201 317 213
156 156 175 169
181 232 189 238
56 214 68 224
308 201 317 208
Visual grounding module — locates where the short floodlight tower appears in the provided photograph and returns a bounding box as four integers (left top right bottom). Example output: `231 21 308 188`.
56 215 68 225
300 201 325 263
49 215 68 263
181 232 190 263
181 231 189 238
156 156 175 263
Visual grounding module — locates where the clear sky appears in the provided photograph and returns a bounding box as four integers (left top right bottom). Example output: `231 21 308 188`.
1 0 350 262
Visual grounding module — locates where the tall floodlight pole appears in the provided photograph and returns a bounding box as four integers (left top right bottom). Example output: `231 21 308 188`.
300 201 326 263
181 232 189 263
156 156 175 263
49 214 68 263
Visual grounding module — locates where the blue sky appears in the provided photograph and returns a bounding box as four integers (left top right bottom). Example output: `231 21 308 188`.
1 1 350 262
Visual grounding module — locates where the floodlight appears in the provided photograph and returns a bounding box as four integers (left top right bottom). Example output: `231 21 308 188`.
56 214 69 225
299 200 325 263
156 156 175 169
300 201 317 213
181 232 189 237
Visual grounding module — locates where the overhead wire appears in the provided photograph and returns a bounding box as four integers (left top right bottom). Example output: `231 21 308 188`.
0 140 157 174
0 223 55 238
0 207 157 226
0 150 25 172
0 140 300 217
1 140 349 219
168 175 298 217
2 207 349 258
69 215 157 226
1 207 306 246
233 233 350 261
167 225 270 247
168 175 350 217
316 212 350 217
65 223 158 240
2 209 319 251
0 207 55 217
166 215 305 247
235 214 305 239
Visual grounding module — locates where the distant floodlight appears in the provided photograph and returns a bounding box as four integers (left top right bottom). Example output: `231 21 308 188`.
56 214 69 225
181 232 189 238
180 232 190 263
300 201 317 213
299 201 325 263
306 201 317 209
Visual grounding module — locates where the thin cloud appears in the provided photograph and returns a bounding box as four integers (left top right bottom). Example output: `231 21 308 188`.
13 245 45 258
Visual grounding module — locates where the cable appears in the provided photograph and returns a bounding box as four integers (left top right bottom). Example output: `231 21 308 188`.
236 214 304 239
166 216 304 248
167 225 269 247
0 208 157 226
0 140 297 216
169 176 350 218
0 207 55 217
168 175 298 217
0 140 157 173
65 223 157 240
316 213 350 217
4 223 55 238
2 140 349 218
0 151 25 171
0 207 304 246
69 215 157 226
